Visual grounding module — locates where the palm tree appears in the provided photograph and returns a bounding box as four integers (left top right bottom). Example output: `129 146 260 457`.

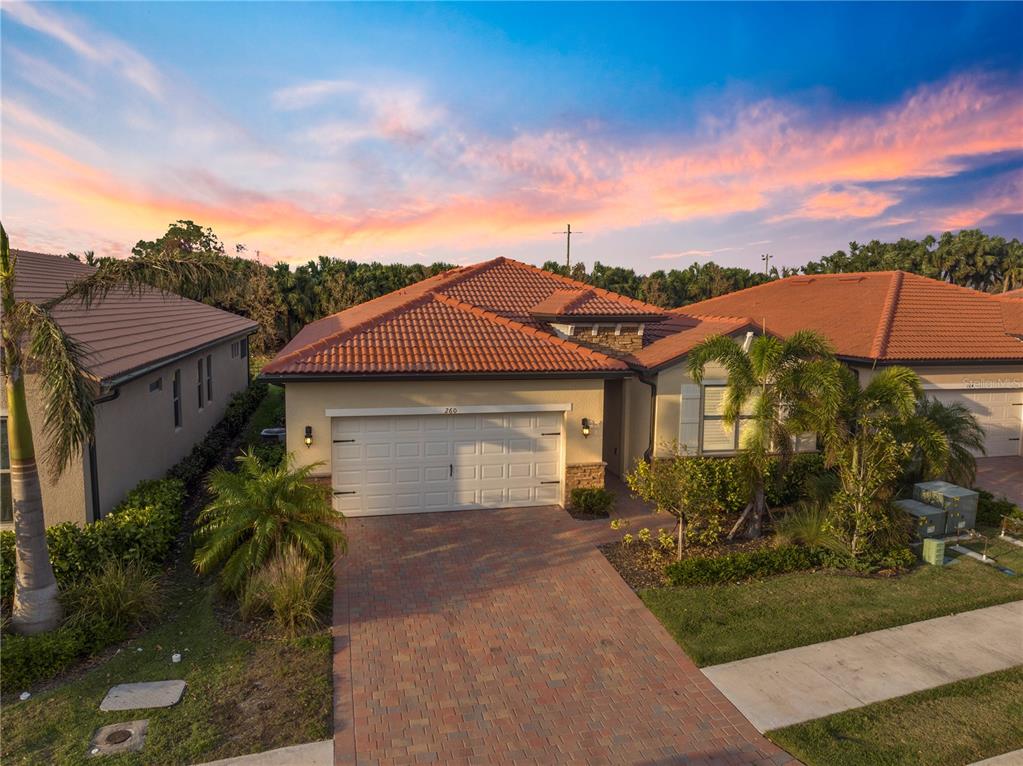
902 397 985 487
1 223 229 634
193 450 346 593
687 330 842 539
811 366 949 556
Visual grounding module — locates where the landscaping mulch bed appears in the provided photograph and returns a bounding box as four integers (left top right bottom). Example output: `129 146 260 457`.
564 507 610 521
600 536 772 590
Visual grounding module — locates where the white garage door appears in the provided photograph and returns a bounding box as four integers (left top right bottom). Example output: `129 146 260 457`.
331 411 564 516
931 389 1022 457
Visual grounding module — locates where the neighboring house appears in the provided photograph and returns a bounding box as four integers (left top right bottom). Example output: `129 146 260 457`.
684 271 1023 458
1 251 257 528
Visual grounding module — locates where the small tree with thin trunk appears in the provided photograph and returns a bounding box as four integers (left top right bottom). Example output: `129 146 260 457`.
626 450 718 560
1 223 228 634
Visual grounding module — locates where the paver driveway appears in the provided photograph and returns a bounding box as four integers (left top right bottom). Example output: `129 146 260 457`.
332 489 796 766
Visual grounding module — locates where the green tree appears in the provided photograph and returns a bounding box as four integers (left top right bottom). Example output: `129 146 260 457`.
687 330 841 539
1 223 228 634
625 450 719 559
902 397 985 488
193 450 346 593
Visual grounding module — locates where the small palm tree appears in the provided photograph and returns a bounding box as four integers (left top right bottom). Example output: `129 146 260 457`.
903 397 985 487
1 223 229 634
193 450 346 593
687 330 842 538
812 366 950 556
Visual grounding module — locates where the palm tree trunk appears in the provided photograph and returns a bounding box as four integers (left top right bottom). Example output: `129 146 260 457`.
6 366 63 634
748 485 766 539
2 230 63 634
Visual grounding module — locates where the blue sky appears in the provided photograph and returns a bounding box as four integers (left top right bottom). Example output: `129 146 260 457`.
2 2 1021 269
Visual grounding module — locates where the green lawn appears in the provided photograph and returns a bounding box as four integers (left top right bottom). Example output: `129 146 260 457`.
768 666 1023 766
641 557 1023 667
0 581 331 765
242 383 284 445
959 532 1023 573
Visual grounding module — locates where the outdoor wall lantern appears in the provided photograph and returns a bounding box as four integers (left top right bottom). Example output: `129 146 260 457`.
581 418 591 438
304 425 313 447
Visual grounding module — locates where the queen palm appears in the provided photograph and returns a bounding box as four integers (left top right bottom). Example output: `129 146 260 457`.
1 223 229 634
687 330 842 539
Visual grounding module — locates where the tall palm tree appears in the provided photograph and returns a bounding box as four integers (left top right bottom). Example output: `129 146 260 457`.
902 397 985 487
687 330 842 538
1 223 229 634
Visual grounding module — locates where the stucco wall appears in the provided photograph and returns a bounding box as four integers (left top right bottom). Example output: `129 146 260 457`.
93 338 250 515
853 363 1023 389
0 372 89 529
622 376 651 474
282 377 607 476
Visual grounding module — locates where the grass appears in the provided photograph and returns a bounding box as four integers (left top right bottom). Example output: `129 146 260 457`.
768 666 1023 766
0 580 332 765
640 556 1023 667
958 530 1023 573
242 383 284 446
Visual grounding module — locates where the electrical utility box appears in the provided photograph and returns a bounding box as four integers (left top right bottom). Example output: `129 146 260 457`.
896 499 947 541
913 481 979 533
922 538 945 566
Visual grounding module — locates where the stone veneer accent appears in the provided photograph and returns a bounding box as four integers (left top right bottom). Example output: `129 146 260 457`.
310 474 332 488
575 331 644 354
565 462 607 503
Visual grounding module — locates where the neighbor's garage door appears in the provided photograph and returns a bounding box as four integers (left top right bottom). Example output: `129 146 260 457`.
931 389 1022 457
330 412 563 516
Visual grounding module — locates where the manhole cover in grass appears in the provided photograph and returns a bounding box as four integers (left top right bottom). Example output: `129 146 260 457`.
105 730 133 745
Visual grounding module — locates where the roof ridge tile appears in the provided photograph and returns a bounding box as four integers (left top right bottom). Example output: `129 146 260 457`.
870 271 903 359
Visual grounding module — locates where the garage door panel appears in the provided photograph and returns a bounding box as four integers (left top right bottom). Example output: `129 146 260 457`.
932 389 1022 457
331 411 565 515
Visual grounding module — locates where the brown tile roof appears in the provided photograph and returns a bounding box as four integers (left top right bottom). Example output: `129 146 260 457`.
13 250 257 384
630 314 756 369
680 271 1023 362
265 256 707 377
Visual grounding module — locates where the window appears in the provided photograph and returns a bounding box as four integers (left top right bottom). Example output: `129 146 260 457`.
172 369 182 428
197 357 205 409
149 378 162 393
240 337 249 358
231 342 239 358
206 354 213 401
1 417 11 523
701 385 754 452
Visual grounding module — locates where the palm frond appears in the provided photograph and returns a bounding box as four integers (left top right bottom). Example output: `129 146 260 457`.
687 334 751 384
13 301 97 477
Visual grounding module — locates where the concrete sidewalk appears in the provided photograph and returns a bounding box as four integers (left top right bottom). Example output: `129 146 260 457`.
193 740 332 766
703 600 1023 732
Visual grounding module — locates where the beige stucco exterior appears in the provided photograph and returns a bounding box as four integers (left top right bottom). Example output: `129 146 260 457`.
1 336 251 529
651 359 730 458
283 377 607 480
622 376 652 474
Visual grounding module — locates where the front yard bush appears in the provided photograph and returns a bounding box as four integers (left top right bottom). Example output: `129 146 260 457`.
61 558 164 634
976 489 1021 526
569 487 615 516
665 544 825 586
240 546 332 637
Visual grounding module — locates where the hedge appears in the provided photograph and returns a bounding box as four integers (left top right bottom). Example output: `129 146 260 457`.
664 542 915 586
1 616 126 693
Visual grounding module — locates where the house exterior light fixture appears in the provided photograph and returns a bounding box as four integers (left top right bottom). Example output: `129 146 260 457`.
581 418 591 438
304 425 313 447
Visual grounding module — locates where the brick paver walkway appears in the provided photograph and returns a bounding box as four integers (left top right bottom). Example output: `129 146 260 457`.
332 482 797 765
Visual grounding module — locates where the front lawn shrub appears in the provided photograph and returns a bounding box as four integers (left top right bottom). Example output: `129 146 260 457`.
569 487 615 516
240 546 332 637
0 615 124 693
0 478 184 605
774 502 842 548
665 544 825 586
976 489 1021 526
61 559 163 633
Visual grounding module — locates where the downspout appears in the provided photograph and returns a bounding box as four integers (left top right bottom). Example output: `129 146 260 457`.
639 372 657 462
88 386 119 521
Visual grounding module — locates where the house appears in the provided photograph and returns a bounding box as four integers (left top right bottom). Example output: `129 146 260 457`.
1 250 257 527
261 256 766 516
683 271 1023 457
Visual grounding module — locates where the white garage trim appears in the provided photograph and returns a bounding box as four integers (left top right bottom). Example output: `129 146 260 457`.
324 403 573 417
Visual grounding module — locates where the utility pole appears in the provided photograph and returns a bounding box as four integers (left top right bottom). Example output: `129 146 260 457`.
761 252 772 275
553 224 581 269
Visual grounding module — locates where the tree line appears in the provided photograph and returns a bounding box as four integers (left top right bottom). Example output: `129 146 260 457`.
65 221 1023 355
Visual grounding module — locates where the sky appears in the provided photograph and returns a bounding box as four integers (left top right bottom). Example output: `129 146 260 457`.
2 2 1022 272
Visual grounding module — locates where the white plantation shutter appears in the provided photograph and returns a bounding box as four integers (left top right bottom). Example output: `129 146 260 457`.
679 383 702 453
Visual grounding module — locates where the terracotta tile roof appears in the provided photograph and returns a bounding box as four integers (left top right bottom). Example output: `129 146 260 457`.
264 291 629 375
680 271 1023 362
995 287 1023 301
630 314 756 369
13 250 257 384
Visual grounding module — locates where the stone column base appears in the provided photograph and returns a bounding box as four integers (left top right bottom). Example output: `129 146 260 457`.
564 462 607 506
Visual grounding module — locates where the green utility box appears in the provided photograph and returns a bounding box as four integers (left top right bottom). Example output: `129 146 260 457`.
922 538 946 566
896 499 947 541
913 481 979 533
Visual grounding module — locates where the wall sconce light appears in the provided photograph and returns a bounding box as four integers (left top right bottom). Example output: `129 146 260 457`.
581 418 591 438
304 425 313 448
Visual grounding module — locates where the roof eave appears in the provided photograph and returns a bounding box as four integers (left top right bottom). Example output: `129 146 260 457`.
259 369 633 384
530 312 668 323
